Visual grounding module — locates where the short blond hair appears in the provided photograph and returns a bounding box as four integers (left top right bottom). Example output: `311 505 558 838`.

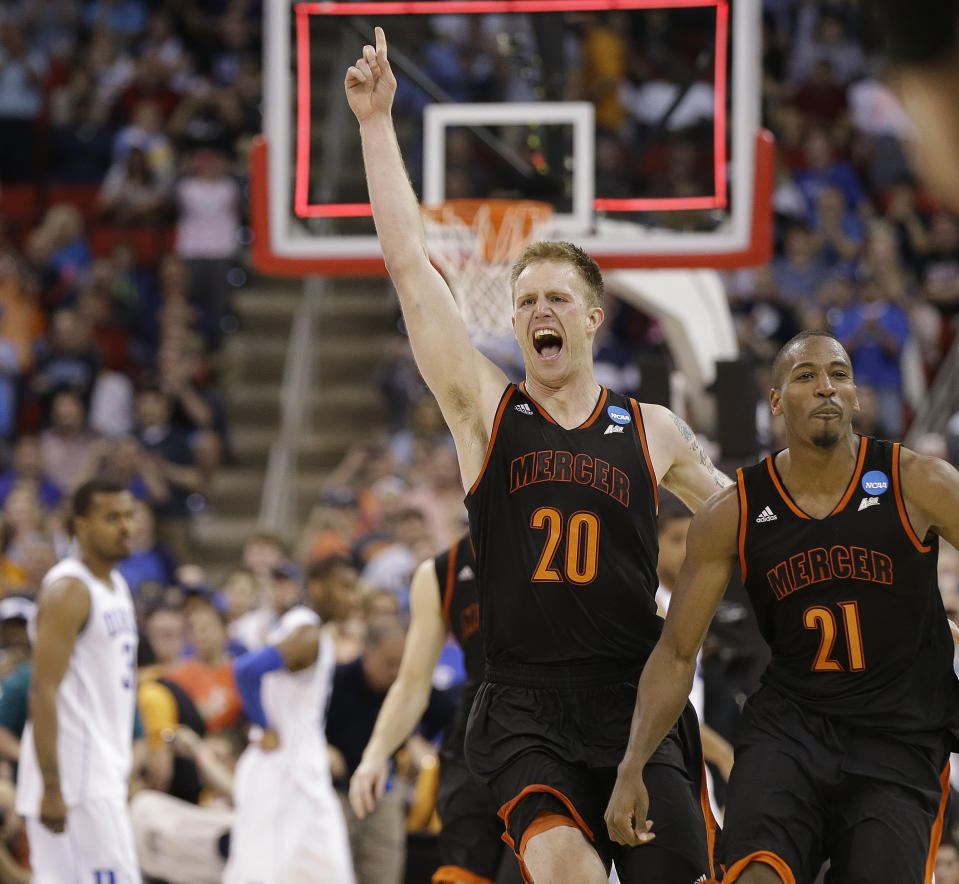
510 241 604 309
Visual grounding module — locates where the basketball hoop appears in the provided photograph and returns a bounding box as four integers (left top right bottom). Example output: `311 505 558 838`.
421 199 555 362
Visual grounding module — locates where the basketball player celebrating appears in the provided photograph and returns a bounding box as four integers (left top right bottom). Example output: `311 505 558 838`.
223 555 357 884
606 331 959 883
350 538 525 884
16 478 141 882
346 29 728 883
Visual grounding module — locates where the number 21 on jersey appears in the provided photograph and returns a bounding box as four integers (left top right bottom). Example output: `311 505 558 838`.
530 506 600 585
803 601 866 672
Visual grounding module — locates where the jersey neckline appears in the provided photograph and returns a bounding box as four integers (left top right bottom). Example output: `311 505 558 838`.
765 434 868 521
518 382 608 430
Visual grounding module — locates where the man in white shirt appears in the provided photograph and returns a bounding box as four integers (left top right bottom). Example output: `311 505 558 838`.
16 478 140 882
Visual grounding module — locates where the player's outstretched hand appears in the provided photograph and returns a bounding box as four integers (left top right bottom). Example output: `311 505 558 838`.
349 756 389 819
949 619 959 645
604 768 655 847
344 26 396 123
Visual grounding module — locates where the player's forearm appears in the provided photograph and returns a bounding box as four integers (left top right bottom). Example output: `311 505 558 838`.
618 643 697 775
0 727 20 763
29 684 60 789
359 114 430 278
362 678 432 764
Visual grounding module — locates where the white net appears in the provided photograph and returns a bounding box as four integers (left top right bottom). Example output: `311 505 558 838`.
422 199 555 365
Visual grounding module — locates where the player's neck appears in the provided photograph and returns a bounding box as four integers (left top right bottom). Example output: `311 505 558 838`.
523 373 603 429
778 432 860 489
80 550 116 585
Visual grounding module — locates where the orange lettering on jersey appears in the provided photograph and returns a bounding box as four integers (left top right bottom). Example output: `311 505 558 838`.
510 451 630 507
459 602 480 641
767 545 895 599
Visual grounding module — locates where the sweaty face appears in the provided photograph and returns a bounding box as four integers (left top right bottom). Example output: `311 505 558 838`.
512 261 602 384
771 338 859 449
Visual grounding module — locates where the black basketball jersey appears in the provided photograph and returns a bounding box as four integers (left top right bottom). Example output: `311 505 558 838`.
737 436 959 737
433 536 483 683
466 383 661 668
434 537 483 760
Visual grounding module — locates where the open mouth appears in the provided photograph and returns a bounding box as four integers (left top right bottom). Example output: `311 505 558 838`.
533 328 563 359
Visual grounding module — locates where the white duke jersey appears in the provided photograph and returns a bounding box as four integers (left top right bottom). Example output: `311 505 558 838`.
17 558 138 814
261 606 336 800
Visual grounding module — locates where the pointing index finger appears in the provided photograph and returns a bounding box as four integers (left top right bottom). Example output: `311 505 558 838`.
375 26 387 60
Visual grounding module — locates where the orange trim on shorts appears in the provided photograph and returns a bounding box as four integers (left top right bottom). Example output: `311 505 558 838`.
432 865 494 884
765 456 809 520
469 385 514 496
923 763 951 884
699 759 718 880
892 443 932 553
498 784 594 845
519 810 581 857
827 435 867 516
722 850 796 884
629 399 659 513
736 467 748 582
441 538 459 625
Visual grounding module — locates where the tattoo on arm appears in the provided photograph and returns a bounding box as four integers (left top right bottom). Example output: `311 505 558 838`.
669 412 731 489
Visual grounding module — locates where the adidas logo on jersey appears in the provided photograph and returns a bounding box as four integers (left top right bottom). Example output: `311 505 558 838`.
457 565 474 580
514 403 533 415
755 506 778 523
604 424 624 435
858 496 880 512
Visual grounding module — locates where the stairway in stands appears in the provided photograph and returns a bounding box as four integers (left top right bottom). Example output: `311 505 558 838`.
193 275 396 578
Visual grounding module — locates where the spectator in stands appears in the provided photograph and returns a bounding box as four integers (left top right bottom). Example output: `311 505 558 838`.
834 275 911 435
30 307 99 413
327 616 410 884
0 21 46 182
112 99 175 186
772 221 832 304
360 507 432 610
0 436 62 510
117 499 177 595
219 567 257 631
39 390 100 494
788 7 865 85
83 0 148 39
229 559 303 653
168 77 242 156
166 600 244 734
25 207 92 306
98 146 170 226
240 530 286 598
134 386 207 560
811 184 864 269
174 148 241 349
142 605 186 673
938 841 959 884
794 127 865 220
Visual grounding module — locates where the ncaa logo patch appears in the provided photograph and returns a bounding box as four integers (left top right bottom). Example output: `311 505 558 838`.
860 470 889 495
607 405 631 425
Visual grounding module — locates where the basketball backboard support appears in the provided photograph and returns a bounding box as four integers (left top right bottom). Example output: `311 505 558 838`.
251 0 773 276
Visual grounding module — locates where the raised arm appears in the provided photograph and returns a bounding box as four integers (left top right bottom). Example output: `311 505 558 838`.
640 404 731 510
348 558 447 819
30 577 90 833
345 27 507 487
605 485 739 845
